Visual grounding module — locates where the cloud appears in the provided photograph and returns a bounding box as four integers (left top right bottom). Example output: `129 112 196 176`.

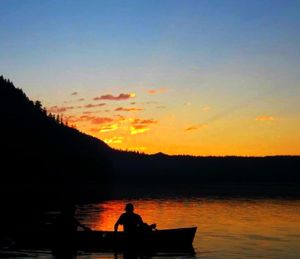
130 125 150 135
185 126 198 131
91 117 114 124
84 103 106 108
132 118 158 125
145 101 158 105
185 124 207 132
89 128 100 133
255 116 275 121
80 115 96 121
114 114 126 121
65 115 95 123
48 106 74 113
115 107 144 112
129 118 158 135
82 111 93 114
77 98 85 101
99 123 119 132
71 92 78 96
147 87 167 94
104 136 124 144
66 115 114 125
156 105 166 109
93 93 136 101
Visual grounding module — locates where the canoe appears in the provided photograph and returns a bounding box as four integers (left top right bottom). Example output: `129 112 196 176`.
15 227 197 252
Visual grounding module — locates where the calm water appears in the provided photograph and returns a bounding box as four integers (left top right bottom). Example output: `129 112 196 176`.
2 197 300 258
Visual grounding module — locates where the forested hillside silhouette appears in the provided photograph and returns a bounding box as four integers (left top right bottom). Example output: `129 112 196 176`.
0 76 112 197
1 76 300 200
111 151 300 184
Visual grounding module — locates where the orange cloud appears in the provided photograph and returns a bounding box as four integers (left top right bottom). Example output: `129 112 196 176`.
80 115 96 121
65 115 96 123
115 107 144 112
132 118 158 125
104 136 124 144
130 125 150 135
84 103 106 108
91 117 114 124
66 115 115 125
93 93 135 101
147 87 167 94
77 98 85 101
99 123 119 132
185 124 207 131
129 118 158 135
255 116 275 121
114 114 126 121
71 92 78 96
89 128 99 133
48 106 74 113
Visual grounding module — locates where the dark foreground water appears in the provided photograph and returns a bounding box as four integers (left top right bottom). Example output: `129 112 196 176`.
1 196 300 258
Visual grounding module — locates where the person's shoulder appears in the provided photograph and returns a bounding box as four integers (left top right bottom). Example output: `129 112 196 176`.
134 213 142 219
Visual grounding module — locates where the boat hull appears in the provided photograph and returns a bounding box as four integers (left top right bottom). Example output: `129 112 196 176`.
15 227 197 253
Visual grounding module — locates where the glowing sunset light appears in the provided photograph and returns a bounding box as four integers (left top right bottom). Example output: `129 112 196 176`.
1 0 300 156
130 126 150 135
147 88 167 94
104 136 124 144
99 123 119 133
255 116 275 121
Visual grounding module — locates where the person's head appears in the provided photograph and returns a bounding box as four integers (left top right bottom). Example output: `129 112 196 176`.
125 203 134 213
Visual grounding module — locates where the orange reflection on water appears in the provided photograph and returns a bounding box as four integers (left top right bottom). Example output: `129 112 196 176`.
88 200 171 231
78 198 300 258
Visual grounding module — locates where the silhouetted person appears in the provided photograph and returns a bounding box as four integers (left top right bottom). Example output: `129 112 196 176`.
55 205 90 233
114 203 143 235
53 204 90 258
114 203 144 256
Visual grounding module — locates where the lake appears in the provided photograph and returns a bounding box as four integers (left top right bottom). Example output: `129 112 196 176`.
2 195 300 258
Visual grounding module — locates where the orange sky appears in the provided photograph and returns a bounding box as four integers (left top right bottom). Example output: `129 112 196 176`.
43 84 300 156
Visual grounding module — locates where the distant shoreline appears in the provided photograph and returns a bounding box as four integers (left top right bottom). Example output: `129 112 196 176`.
1 182 300 203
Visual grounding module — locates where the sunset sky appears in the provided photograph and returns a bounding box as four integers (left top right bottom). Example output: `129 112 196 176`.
1 0 300 156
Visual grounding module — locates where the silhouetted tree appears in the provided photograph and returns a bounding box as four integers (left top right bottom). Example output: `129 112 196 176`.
34 100 42 111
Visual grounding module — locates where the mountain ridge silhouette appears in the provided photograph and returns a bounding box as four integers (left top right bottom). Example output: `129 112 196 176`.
1 76 300 199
